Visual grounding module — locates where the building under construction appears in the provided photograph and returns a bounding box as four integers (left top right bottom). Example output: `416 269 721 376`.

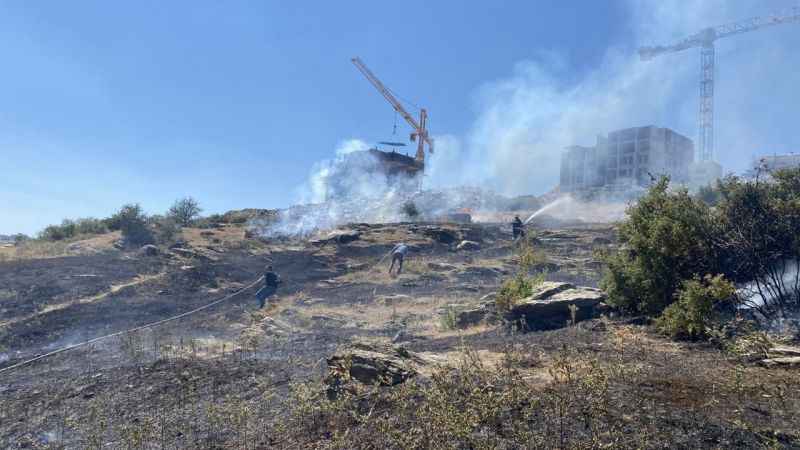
560 126 694 193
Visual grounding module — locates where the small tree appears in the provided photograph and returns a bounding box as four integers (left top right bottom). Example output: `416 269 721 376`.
168 197 203 227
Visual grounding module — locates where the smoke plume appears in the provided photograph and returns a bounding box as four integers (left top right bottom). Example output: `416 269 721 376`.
270 0 800 236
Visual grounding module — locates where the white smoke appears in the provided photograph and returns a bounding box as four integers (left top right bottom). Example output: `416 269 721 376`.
425 0 800 195
272 0 800 236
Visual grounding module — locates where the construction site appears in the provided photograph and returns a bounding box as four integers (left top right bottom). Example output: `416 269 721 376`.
2 4 800 449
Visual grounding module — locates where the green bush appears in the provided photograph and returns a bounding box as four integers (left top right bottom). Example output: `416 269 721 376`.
39 220 75 241
600 176 723 315
151 216 181 245
496 273 545 312
74 218 108 235
112 204 153 246
38 218 108 241
602 169 800 324
657 274 735 340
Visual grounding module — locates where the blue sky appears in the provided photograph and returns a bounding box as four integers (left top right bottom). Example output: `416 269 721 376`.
2 1 800 234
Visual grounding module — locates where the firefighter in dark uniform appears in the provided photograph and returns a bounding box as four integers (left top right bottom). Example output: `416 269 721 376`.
256 265 281 308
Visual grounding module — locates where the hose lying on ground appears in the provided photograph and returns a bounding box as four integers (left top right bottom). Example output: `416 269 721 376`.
0 276 264 376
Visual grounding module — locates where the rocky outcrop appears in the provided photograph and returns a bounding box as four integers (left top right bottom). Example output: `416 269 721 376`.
456 240 481 251
504 282 607 331
325 343 439 398
311 229 361 246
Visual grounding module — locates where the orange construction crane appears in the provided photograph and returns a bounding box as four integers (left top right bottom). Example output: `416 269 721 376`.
351 57 434 165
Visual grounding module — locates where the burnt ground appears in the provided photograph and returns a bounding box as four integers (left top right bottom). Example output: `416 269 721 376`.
1 222 799 448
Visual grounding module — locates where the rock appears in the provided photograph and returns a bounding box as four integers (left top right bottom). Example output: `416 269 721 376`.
437 298 497 329
758 357 800 369
505 284 606 331
138 244 159 257
480 292 497 303
419 227 459 245
769 345 800 357
427 262 457 272
325 343 437 397
528 282 575 300
311 229 361 246
593 237 612 245
456 240 481 251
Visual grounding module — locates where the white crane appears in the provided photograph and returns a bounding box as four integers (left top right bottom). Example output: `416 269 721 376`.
351 57 434 165
639 6 800 161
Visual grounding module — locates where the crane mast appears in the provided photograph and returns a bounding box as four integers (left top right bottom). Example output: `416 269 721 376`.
639 6 800 162
351 57 434 165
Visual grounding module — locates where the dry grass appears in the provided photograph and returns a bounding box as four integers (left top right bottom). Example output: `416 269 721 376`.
0 232 121 261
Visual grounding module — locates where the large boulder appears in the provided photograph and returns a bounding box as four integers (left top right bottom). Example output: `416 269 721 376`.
504 283 607 331
325 343 439 398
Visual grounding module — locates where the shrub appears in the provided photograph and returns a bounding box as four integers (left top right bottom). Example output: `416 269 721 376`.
716 169 800 317
39 221 74 241
151 216 181 245
496 273 545 312
600 176 723 315
74 218 108 235
38 217 108 241
111 204 153 246
657 274 735 340
167 197 203 227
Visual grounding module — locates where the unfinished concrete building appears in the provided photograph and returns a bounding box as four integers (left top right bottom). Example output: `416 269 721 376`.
560 126 694 193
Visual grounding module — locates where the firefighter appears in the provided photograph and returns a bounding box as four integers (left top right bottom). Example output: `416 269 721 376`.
256 265 281 308
512 215 525 240
388 243 409 276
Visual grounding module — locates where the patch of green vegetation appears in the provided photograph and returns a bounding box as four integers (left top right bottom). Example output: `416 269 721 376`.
657 274 735 340
601 169 800 333
495 272 545 312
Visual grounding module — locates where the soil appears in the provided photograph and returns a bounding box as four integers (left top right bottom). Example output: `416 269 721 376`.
1 221 798 448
